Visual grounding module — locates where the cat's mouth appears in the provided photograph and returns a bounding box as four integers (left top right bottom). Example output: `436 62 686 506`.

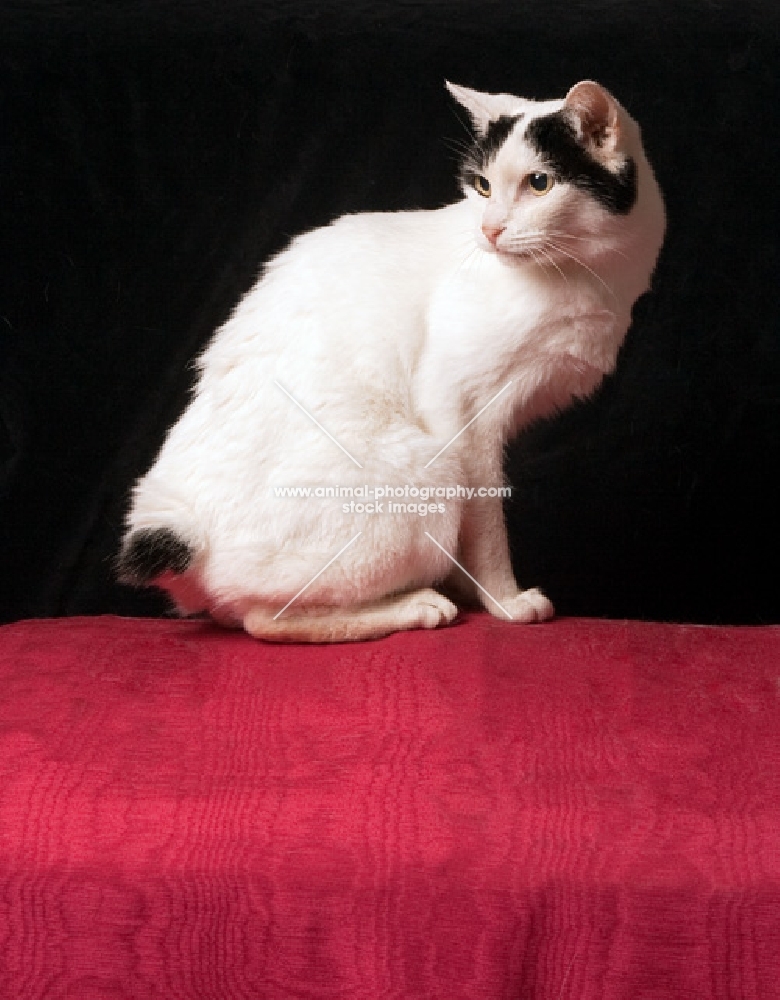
489 240 542 261
502 245 569 267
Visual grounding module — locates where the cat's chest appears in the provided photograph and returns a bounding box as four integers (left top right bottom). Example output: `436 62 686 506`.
428 256 605 357
416 255 623 436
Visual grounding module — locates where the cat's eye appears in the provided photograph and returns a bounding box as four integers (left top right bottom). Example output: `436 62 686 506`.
528 172 554 196
473 174 491 198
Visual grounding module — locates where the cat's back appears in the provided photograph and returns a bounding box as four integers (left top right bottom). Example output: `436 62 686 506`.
152 201 472 480
274 200 469 281
185 200 472 434
213 201 470 338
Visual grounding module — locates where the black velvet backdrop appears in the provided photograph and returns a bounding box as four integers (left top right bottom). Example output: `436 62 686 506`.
1 0 779 625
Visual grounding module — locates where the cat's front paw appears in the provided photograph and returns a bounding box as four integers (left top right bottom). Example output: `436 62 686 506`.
494 587 554 623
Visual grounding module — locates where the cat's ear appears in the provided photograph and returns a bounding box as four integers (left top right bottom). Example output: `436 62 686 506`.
446 81 523 136
564 81 621 153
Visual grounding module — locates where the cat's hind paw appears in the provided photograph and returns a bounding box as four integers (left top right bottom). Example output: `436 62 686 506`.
400 588 459 630
242 588 458 643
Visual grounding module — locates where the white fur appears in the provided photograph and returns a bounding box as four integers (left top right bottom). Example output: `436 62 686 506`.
123 81 666 637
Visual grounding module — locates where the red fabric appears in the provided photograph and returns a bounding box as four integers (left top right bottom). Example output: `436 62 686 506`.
1 614 779 999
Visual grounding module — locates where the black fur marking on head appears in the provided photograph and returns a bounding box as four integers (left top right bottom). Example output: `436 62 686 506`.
117 527 194 585
460 113 522 188
525 111 637 214
478 114 523 165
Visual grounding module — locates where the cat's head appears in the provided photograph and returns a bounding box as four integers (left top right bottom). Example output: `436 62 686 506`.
447 80 665 287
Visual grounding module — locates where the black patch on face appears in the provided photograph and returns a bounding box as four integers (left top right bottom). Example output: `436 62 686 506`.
525 111 637 215
460 113 522 189
117 526 194 585
478 114 523 165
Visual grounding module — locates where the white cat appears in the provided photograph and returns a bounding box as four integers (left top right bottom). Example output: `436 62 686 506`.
118 80 666 642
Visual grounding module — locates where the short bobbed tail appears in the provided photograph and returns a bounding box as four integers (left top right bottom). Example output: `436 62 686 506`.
117 527 195 585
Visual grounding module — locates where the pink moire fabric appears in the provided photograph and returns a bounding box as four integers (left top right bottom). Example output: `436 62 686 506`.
1 613 779 999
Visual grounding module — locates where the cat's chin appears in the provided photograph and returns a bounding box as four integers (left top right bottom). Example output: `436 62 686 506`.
496 247 539 266
481 242 534 262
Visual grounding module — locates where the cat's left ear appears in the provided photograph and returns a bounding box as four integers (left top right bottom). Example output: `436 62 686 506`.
446 81 523 136
564 81 621 153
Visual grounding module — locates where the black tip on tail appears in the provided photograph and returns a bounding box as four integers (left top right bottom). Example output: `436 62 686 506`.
117 527 194 585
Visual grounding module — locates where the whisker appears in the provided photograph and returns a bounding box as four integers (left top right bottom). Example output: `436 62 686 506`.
545 231 630 259
525 247 544 272
442 136 474 156
451 233 482 263
454 240 485 279
545 240 616 297
543 231 596 242
448 107 476 143
510 229 630 261
447 226 614 295
537 246 567 283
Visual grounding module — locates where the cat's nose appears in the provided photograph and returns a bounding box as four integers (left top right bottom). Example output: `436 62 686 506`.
482 224 505 246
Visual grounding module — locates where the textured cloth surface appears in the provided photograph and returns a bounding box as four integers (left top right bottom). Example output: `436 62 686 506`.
1 613 779 998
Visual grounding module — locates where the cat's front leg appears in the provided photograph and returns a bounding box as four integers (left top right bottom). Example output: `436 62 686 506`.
459 495 554 623
457 459 554 624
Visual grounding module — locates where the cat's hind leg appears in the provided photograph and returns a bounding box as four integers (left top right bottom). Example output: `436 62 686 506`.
242 588 458 643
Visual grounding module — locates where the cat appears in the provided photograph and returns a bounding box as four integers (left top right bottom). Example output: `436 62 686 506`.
118 79 666 642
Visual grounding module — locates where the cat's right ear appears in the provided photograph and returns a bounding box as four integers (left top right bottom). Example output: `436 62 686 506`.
446 81 521 136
